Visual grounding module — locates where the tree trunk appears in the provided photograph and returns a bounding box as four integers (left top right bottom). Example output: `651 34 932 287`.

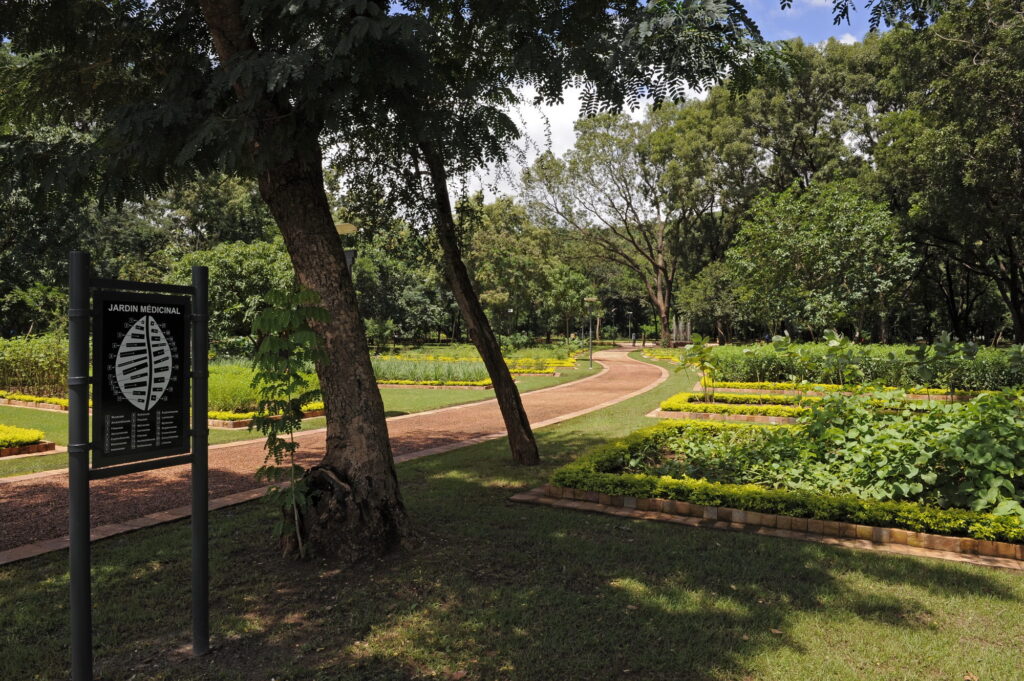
657 303 672 347
197 0 406 560
420 141 540 465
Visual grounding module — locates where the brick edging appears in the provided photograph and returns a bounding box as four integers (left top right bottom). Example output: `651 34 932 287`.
513 485 1024 569
0 441 56 457
646 409 797 425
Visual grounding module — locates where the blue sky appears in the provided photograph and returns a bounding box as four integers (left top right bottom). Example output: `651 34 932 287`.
743 0 876 44
477 0 880 196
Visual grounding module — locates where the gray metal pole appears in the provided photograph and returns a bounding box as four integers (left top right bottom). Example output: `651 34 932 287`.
588 314 593 369
191 266 209 656
68 250 92 681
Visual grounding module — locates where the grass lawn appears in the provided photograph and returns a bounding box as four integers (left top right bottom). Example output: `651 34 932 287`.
0 365 599 479
3 353 1021 680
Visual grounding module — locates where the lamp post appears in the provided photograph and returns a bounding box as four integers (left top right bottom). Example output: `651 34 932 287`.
336 222 357 275
584 296 598 368
508 307 514 335
627 310 633 346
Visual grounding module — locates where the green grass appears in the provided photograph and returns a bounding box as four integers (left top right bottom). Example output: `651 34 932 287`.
0 366 598 478
2 353 1021 680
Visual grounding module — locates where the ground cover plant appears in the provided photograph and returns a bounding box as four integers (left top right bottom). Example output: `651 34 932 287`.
3 357 1023 681
566 388 1024 527
0 424 44 448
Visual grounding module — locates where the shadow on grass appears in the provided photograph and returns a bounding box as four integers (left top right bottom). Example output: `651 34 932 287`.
2 372 1022 680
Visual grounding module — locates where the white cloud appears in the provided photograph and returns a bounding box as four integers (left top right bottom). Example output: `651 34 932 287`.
837 32 857 44
463 86 704 199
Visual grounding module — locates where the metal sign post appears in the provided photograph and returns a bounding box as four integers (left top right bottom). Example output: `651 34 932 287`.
67 251 209 681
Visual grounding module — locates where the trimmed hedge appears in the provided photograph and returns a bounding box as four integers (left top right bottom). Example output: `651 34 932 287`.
550 420 1024 544
663 391 818 406
0 390 70 408
659 395 807 417
711 344 1023 391
0 424 45 448
703 378 985 397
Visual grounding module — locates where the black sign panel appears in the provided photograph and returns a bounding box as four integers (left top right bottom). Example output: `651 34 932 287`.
92 291 191 467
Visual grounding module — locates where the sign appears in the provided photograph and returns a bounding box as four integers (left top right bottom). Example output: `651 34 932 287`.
92 291 191 467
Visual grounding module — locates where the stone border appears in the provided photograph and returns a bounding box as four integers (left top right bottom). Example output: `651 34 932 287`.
512 485 1024 570
0 398 71 411
0 441 56 457
646 409 797 425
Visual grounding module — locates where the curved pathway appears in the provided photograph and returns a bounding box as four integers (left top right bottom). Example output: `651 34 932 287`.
0 349 666 559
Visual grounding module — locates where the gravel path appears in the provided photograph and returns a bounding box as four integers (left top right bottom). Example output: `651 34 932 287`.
0 349 665 552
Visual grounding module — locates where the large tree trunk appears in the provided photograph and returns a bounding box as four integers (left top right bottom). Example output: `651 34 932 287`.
420 141 540 465
198 0 406 560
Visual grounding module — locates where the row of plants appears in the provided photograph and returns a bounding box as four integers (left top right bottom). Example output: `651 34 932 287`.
0 424 45 448
0 335 569 398
658 394 807 418
650 332 1024 392
700 378 983 396
0 334 66 397
552 414 1024 543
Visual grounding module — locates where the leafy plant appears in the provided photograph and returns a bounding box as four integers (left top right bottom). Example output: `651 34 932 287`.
678 333 719 402
250 288 328 558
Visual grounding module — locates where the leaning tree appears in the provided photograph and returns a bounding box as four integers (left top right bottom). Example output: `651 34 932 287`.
0 0 795 559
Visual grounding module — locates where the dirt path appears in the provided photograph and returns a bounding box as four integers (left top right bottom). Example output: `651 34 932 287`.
0 349 665 554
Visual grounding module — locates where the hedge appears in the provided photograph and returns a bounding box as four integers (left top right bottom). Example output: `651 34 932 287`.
550 420 1024 544
0 390 70 408
663 391 819 406
710 344 1024 391
703 378 986 397
0 334 67 396
0 424 45 448
659 396 807 417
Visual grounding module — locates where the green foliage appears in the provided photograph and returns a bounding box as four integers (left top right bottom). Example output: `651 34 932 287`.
168 240 294 344
551 419 1024 543
710 342 1024 390
0 334 67 396
251 288 329 559
727 180 918 336
658 395 806 417
662 391 819 407
0 424 45 448
651 392 1024 517
676 334 719 401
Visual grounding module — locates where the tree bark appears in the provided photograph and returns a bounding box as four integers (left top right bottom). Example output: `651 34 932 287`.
197 0 406 560
420 141 540 465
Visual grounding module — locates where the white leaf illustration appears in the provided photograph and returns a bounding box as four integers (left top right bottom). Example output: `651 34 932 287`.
115 315 173 411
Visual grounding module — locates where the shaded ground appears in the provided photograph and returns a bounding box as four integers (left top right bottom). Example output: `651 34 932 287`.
2 356 1021 681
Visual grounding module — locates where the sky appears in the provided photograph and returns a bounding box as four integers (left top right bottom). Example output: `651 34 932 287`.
469 0 876 197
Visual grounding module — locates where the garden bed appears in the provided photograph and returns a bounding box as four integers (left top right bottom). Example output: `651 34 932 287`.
0 441 56 458
0 424 51 457
646 409 797 425
549 415 1024 550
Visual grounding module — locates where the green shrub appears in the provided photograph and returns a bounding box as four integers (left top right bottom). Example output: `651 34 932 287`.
0 334 67 396
658 396 807 417
710 344 1024 390
551 420 1024 543
662 391 819 406
0 424 45 448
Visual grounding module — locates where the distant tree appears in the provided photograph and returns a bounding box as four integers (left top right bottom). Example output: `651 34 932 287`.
168 240 294 345
728 180 918 339
875 0 1024 340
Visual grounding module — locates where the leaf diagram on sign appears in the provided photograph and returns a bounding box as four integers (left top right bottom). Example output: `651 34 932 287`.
115 315 174 411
